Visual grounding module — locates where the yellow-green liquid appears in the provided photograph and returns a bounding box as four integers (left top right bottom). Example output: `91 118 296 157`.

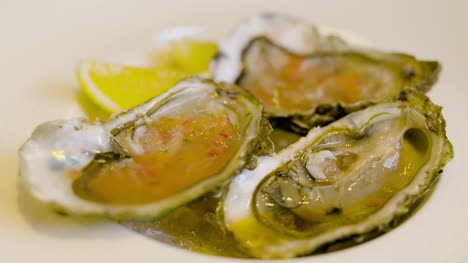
121 196 249 258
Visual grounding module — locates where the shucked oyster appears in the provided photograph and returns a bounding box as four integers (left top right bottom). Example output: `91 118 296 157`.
213 14 440 131
19 77 272 219
213 13 349 83
222 90 453 258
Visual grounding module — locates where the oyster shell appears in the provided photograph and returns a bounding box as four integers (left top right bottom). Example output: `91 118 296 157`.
19 77 273 219
212 13 348 83
212 14 440 132
222 90 453 258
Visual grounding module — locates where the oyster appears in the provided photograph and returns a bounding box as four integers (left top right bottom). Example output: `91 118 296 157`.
212 14 440 132
222 90 453 259
19 77 272 219
213 13 348 83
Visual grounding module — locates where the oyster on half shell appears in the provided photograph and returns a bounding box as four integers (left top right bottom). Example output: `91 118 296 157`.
212 13 440 132
19 77 272 219
222 90 453 259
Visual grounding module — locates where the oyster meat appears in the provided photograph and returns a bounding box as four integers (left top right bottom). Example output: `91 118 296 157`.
19 77 272 219
212 14 440 131
222 90 453 258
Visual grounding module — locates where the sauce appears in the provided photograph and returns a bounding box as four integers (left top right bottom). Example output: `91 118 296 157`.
74 114 241 205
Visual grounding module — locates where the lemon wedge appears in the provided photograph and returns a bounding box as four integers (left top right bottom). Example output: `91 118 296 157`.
77 60 190 113
170 40 217 73
77 40 217 115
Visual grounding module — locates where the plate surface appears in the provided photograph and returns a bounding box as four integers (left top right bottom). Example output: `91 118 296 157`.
1 1 467 262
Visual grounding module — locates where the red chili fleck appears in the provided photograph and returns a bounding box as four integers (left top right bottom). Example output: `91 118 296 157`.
208 150 220 157
182 119 192 126
219 132 232 139
142 167 157 177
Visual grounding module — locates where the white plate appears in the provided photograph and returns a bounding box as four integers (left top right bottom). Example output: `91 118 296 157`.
1 1 467 262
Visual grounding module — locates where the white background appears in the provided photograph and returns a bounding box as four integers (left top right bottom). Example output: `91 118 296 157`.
0 1 467 262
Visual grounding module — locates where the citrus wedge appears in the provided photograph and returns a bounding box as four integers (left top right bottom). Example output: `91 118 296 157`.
152 40 217 73
77 60 190 113
170 40 217 74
